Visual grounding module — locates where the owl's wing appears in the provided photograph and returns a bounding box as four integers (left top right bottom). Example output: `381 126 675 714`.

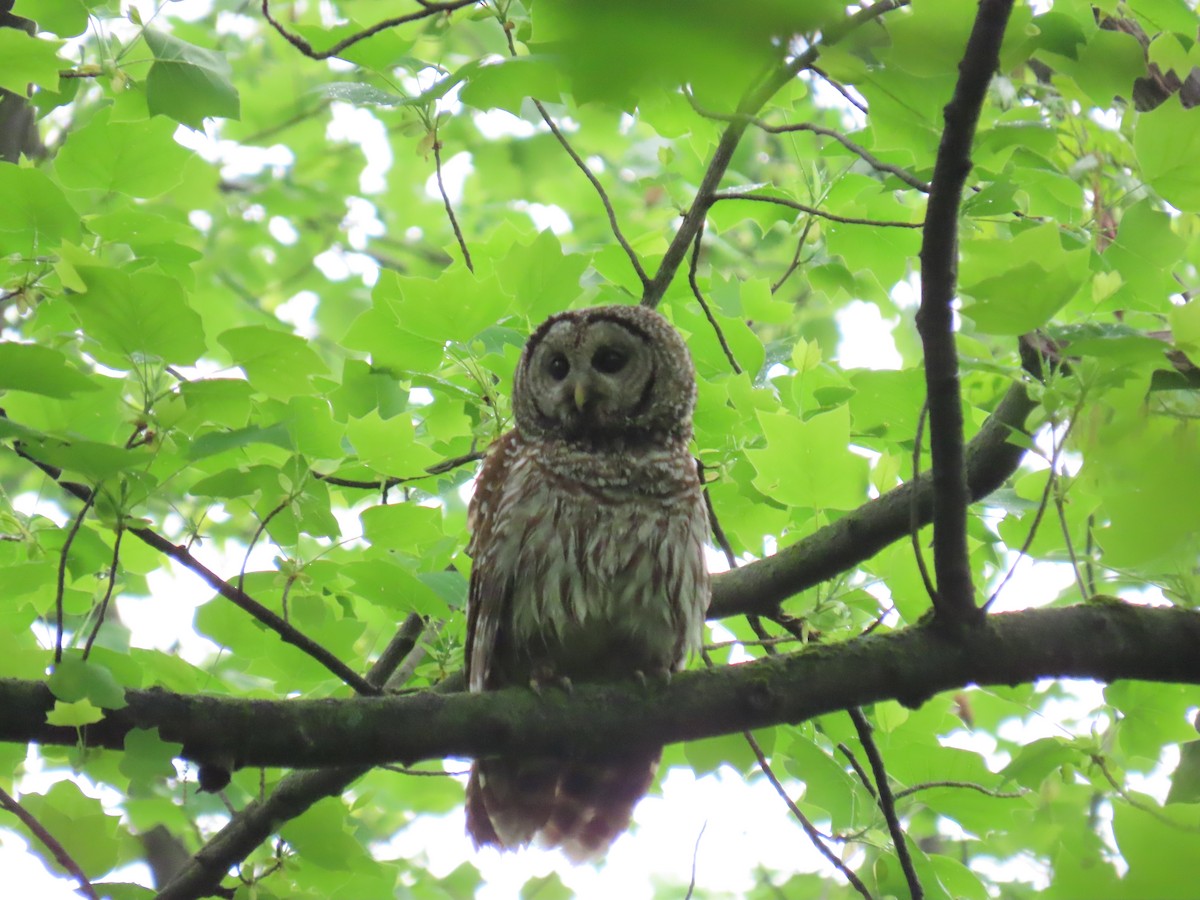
465 431 519 693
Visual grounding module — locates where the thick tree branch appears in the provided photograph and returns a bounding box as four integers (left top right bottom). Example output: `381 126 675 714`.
915 0 1014 627
641 0 907 308
3 605 1197 770
708 377 1035 619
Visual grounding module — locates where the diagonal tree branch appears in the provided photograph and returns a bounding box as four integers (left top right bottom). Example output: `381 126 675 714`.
260 0 478 61
915 0 1015 627
708 375 1036 619
156 614 427 900
641 0 908 309
2 604 1198 769
0 785 99 900
10 443 379 696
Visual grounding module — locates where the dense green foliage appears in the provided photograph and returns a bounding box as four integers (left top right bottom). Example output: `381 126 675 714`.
1 0 1200 898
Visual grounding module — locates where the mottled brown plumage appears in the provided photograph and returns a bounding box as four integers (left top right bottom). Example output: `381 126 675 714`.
464 305 710 861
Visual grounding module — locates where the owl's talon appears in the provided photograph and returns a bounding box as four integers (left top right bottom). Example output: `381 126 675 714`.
633 668 671 689
529 669 573 695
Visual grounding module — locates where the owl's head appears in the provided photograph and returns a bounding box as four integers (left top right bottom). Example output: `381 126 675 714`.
512 305 697 445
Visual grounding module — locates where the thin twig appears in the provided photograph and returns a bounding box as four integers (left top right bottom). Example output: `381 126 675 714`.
910 401 938 604
0 786 100 900
1054 478 1089 602
914 0 1015 627
711 190 922 228
810 67 869 114
15 444 378 696
157 615 428 900
771 217 816 294
642 0 909 308
744 730 874 900
1090 752 1200 833
686 92 930 192
836 743 878 800
260 0 478 60
848 708 923 900
497 20 649 288
683 821 707 900
238 499 290 596
688 228 742 374
82 524 123 660
892 780 1027 800
54 491 95 664
534 97 648 287
315 449 484 489
432 121 473 272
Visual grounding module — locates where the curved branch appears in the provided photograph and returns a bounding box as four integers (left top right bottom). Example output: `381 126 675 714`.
711 190 922 228
708 377 1036 619
156 614 427 900
11 443 379 696
641 0 908 308
915 0 1014 627
260 0 478 61
3 605 1198 770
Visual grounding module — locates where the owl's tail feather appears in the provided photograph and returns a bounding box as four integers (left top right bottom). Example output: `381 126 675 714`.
466 751 660 863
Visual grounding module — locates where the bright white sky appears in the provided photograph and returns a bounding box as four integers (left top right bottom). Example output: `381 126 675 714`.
5 2 1146 896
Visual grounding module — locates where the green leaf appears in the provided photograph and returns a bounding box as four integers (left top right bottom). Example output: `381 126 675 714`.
46 697 105 726
144 29 241 128
1135 97 1200 213
48 656 129 709
748 406 868 510
0 28 62 93
18 781 121 875
217 326 328 397
1166 740 1200 805
68 266 206 365
0 342 98 397
0 162 83 255
54 109 192 198
960 224 1090 334
13 0 91 38
346 410 440 475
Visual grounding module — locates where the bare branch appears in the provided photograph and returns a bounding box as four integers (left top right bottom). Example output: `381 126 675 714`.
54 489 94 663
745 730 874 900
260 0 478 61
711 190 922 228
13 442 379 696
915 0 1015 628
641 0 909 309
314 449 484 490
156 614 428 900
688 228 743 374
0 786 99 900
432 121 474 272
848 708 923 900
82 524 123 661
686 92 930 192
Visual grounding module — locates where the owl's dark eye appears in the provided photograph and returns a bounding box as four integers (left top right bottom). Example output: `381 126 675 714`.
591 346 629 375
547 353 570 381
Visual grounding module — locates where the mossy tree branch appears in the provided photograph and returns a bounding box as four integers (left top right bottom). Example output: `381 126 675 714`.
3 604 1198 770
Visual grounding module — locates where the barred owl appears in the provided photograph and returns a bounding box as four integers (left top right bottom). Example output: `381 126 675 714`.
464 304 711 861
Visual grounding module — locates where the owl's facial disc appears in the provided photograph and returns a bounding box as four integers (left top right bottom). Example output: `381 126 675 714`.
525 319 655 439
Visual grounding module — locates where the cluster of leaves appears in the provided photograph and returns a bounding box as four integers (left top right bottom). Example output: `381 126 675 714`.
1 0 1200 898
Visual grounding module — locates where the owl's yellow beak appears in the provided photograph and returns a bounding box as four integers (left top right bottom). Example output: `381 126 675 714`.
573 382 588 412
